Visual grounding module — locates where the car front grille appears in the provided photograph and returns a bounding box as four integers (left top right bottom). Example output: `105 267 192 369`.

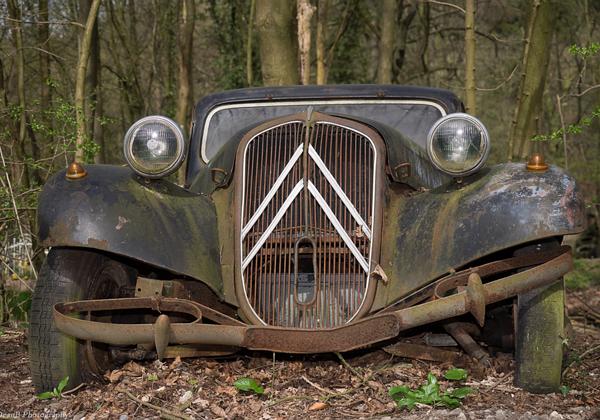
237 112 383 329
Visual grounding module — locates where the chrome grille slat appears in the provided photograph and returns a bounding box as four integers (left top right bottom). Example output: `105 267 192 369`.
238 114 382 328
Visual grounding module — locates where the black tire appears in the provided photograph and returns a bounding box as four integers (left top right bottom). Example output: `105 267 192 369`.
29 248 134 392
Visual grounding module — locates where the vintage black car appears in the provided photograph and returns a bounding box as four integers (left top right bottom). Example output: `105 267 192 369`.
30 85 584 394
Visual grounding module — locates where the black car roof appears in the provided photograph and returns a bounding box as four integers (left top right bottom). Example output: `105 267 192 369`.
192 84 463 117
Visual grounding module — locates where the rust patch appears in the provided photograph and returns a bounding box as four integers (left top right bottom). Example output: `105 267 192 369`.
87 238 109 249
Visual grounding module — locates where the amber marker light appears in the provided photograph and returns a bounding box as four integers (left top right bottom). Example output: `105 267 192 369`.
526 152 549 172
65 161 87 180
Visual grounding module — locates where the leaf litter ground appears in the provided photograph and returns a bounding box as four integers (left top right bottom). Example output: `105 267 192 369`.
0 288 598 419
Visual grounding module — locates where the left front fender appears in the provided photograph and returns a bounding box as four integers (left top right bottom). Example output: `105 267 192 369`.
38 165 224 296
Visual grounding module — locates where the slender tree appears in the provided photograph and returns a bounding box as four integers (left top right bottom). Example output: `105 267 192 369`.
464 0 476 114
255 0 299 85
175 0 195 130
507 0 556 160
377 0 398 84
316 0 328 84
297 0 315 85
246 0 256 86
75 0 101 162
7 0 29 189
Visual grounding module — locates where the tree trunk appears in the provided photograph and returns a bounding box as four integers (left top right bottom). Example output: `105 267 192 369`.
394 1 416 82
507 0 556 161
7 0 30 189
316 0 328 84
256 0 299 86
38 0 52 140
175 0 195 130
464 0 476 114
297 0 315 85
377 0 397 84
79 0 103 164
246 0 256 86
417 2 430 83
75 0 101 162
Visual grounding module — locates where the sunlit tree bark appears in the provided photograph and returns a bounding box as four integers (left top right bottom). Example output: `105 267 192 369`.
316 0 328 84
256 0 299 86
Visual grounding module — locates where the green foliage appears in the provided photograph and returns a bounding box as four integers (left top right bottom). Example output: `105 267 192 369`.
208 0 255 89
147 373 159 381
234 377 264 395
3 290 32 322
443 368 468 381
388 371 472 410
565 259 600 290
559 385 570 396
532 105 600 143
36 376 69 400
568 42 600 58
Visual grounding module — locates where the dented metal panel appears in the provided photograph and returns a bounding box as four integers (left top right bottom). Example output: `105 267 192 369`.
38 165 224 296
373 163 585 310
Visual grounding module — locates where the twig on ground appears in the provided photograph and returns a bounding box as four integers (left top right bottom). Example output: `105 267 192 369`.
267 394 314 407
335 352 362 379
61 382 86 396
301 375 336 395
563 343 600 376
120 389 191 420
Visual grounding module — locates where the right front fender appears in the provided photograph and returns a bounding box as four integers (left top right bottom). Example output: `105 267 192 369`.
374 163 585 309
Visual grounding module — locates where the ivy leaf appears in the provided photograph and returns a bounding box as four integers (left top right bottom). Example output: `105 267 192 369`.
57 376 69 393
395 397 417 410
444 368 468 381
388 385 411 398
451 387 473 399
440 394 461 408
234 377 264 395
36 391 55 400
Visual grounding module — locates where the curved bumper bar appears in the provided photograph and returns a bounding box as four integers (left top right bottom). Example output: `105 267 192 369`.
54 250 572 355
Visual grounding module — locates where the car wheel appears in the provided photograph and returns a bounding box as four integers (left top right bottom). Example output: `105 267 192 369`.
29 248 134 392
514 275 566 393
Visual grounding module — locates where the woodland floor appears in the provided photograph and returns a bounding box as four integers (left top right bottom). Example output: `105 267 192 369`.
0 288 598 419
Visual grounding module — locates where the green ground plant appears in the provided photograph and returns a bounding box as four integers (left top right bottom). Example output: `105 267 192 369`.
36 376 69 400
388 368 473 410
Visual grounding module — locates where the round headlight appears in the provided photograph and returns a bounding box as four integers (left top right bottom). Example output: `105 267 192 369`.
426 113 490 177
124 116 186 178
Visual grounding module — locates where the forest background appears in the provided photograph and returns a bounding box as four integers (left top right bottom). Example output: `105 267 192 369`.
0 0 599 319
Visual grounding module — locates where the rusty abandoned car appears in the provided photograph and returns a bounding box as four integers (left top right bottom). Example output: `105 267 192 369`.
30 85 585 394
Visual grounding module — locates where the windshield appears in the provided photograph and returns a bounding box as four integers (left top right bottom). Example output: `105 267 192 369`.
201 100 445 162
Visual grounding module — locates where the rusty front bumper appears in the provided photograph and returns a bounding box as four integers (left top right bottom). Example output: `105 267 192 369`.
54 251 572 356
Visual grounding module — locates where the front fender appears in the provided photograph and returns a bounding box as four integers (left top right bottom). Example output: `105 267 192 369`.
375 163 585 309
38 165 223 295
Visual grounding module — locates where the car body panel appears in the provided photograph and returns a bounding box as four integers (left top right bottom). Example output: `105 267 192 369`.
374 163 585 310
37 165 223 295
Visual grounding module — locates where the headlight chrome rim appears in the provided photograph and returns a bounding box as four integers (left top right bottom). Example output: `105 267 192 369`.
426 112 490 177
123 115 186 178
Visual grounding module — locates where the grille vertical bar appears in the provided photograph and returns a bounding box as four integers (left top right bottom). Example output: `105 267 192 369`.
239 113 381 328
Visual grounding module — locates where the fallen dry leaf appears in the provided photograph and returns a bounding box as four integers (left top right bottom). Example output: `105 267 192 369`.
210 403 228 418
308 401 328 411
